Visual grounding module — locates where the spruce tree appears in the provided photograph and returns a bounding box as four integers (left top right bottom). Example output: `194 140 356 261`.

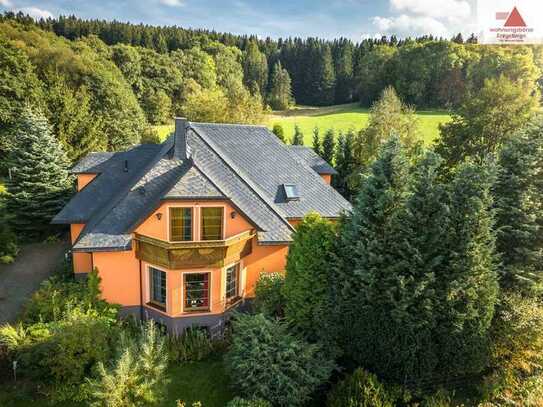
311 127 321 156
5 109 72 238
332 130 356 200
283 213 336 341
493 117 543 295
272 124 285 143
322 129 335 164
291 124 304 145
437 161 499 378
243 41 268 97
267 61 293 111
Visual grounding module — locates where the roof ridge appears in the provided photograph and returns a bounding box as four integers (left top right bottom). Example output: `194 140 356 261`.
189 121 268 129
189 125 295 234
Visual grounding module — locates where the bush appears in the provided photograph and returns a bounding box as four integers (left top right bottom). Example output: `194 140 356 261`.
226 313 334 406
254 272 285 317
89 320 169 406
167 327 213 362
327 368 405 407
226 397 271 407
484 293 543 405
22 267 119 324
141 126 162 144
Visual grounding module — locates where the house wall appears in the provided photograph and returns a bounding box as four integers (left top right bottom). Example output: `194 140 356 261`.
135 200 254 241
77 173 97 191
321 174 332 184
70 224 92 274
243 244 289 297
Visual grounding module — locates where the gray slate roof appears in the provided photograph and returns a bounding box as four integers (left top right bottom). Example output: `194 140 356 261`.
287 145 337 175
54 122 351 252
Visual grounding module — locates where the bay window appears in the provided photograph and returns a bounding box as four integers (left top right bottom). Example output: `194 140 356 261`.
225 263 240 302
184 273 210 311
149 267 166 308
170 207 192 241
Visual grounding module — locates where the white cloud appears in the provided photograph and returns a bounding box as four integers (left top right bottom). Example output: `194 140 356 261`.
14 6 54 19
391 0 471 21
159 0 184 7
373 14 450 37
0 0 13 7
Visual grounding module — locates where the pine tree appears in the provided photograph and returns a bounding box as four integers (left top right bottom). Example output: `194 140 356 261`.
272 124 285 143
291 124 304 145
318 44 336 105
283 213 336 340
332 130 356 200
267 61 293 111
493 117 543 295
311 127 321 156
321 129 335 164
5 109 72 238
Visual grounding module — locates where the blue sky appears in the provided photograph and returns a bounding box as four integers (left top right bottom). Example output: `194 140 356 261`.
0 0 478 41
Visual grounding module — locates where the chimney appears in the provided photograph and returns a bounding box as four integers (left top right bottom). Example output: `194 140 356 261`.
173 117 190 160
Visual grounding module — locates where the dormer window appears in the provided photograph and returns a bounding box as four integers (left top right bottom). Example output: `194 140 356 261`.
283 184 300 201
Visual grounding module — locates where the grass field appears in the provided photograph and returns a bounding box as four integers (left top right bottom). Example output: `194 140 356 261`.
267 103 451 145
155 103 451 146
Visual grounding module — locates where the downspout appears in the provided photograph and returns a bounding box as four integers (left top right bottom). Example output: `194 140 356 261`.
139 259 144 322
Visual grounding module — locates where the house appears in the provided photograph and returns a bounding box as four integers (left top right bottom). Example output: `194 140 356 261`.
53 118 351 332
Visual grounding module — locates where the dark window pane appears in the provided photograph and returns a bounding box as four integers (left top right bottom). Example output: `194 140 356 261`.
170 207 192 241
150 267 166 305
226 264 239 300
201 207 223 240
184 273 210 311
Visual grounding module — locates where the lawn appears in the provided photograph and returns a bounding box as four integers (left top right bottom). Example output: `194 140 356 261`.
267 103 451 145
0 354 233 407
154 103 451 146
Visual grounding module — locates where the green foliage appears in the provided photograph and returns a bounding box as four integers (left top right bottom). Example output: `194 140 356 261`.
226 397 271 407
283 213 336 340
485 293 543 405
291 124 304 145
271 124 285 143
436 75 538 170
331 138 498 385
326 368 404 407
321 128 336 164
225 313 334 406
5 108 72 239
352 86 420 176
254 272 286 318
333 130 357 200
167 328 213 363
268 61 293 110
0 192 18 262
312 127 321 155
243 40 268 97
89 320 169 407
493 117 543 295
140 126 162 144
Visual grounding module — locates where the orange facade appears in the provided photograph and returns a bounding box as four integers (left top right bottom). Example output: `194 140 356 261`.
72 174 290 321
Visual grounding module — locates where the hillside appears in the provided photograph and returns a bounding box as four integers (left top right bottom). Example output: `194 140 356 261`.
155 103 451 145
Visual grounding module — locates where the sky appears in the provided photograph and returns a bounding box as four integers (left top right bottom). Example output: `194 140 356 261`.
0 0 479 41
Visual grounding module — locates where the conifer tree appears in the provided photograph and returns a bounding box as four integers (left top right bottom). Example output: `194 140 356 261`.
291 124 304 145
321 129 335 164
311 127 321 156
333 130 356 200
493 117 543 295
5 109 72 238
267 61 293 111
283 213 336 340
272 124 285 143
243 41 268 97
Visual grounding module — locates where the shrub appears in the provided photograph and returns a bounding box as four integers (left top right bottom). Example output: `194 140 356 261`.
22 267 119 324
484 293 543 405
226 397 271 407
167 327 213 362
89 320 169 407
326 368 404 407
141 126 162 144
226 313 334 406
254 272 285 317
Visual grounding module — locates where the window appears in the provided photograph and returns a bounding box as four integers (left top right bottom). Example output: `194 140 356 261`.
170 207 192 241
225 264 240 301
283 184 300 201
149 267 166 307
184 273 210 311
201 207 223 240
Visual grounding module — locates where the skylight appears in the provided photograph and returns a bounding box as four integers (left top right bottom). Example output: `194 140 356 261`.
283 184 300 201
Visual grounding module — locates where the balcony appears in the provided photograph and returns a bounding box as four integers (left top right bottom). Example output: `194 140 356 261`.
134 230 255 269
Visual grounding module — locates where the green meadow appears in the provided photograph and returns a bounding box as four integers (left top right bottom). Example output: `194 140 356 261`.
154 103 451 146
